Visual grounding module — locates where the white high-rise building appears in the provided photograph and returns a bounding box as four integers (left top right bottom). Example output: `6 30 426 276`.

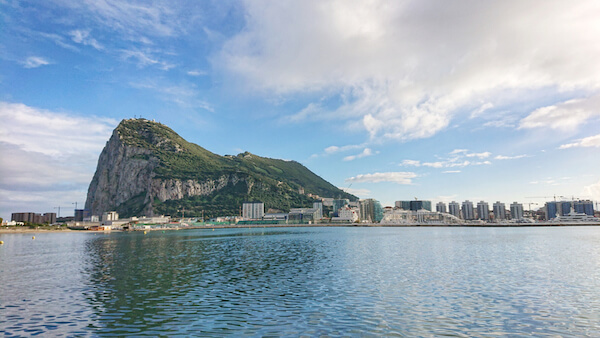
436 202 447 214
510 202 524 220
477 201 490 220
462 200 475 220
313 201 323 219
493 201 506 220
449 201 460 218
243 202 264 220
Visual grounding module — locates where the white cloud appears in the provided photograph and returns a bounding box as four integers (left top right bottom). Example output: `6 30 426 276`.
313 143 365 158
220 1 600 141
400 159 421 167
129 80 212 111
520 95 600 130
121 49 175 70
423 162 445 168
583 180 600 202
442 170 461 174
340 187 371 197
39 32 79 51
495 154 528 160
470 102 494 119
0 102 118 218
400 149 493 169
343 148 376 161
21 56 50 68
56 0 188 38
465 151 491 159
324 144 363 154
345 172 417 185
187 70 207 76
69 29 104 50
559 134 600 149
0 102 117 157
483 118 517 128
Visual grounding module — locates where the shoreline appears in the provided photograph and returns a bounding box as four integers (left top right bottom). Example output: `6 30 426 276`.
2 222 600 234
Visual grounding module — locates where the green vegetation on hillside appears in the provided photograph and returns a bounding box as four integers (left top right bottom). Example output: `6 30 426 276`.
112 119 356 217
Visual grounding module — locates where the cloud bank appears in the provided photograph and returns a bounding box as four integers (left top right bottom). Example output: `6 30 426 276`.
220 0 600 141
559 134 600 149
346 172 417 185
0 102 117 215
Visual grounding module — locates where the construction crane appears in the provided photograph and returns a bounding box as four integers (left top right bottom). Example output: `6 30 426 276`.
54 206 62 218
525 195 565 202
525 202 538 211
178 207 186 220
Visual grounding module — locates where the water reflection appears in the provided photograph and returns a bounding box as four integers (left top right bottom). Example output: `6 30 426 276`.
2 227 600 336
82 229 324 336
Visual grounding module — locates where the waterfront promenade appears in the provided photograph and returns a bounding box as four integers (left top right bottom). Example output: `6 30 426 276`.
3 221 599 234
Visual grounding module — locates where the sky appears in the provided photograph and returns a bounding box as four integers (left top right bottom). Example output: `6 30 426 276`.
1 0 600 220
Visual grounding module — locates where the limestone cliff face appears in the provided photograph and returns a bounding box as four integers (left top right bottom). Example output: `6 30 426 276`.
85 125 249 217
85 118 356 218
85 128 156 216
149 174 245 202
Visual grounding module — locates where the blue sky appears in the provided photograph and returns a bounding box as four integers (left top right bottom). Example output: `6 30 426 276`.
1 0 600 219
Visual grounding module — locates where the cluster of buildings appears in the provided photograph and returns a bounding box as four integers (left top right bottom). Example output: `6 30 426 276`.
241 198 384 224
436 200 527 222
5 209 171 230
5 197 597 228
377 199 598 225
545 200 595 219
7 212 57 226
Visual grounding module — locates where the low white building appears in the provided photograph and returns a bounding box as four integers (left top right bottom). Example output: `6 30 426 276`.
380 209 462 225
135 216 171 224
102 211 119 222
331 207 359 223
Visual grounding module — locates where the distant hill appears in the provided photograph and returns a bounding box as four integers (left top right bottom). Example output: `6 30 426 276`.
85 118 356 218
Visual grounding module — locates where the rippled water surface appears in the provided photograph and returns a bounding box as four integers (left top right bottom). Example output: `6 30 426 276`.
2 227 600 336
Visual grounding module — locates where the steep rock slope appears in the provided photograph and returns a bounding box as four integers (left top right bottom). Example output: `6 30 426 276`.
85 119 356 218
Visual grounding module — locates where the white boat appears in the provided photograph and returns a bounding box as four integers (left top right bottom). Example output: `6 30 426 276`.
551 209 599 223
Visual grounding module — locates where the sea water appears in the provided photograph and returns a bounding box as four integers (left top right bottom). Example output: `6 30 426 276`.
1 226 600 336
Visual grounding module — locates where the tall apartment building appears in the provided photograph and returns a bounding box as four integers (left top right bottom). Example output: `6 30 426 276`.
573 200 594 216
546 200 595 220
510 202 524 220
493 201 506 220
242 202 264 220
313 201 324 219
43 213 57 224
477 201 490 221
462 200 475 220
11 212 56 224
559 201 572 215
436 202 447 214
448 201 460 218
545 201 558 219
360 199 383 222
74 209 91 222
